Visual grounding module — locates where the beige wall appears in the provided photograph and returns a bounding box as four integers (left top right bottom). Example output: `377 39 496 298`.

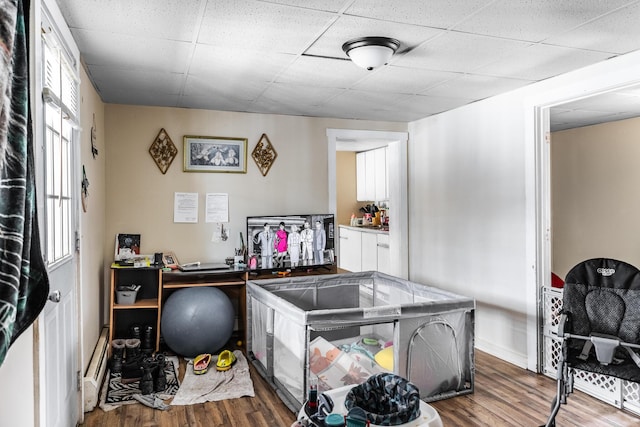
79 65 107 365
551 117 640 278
104 105 405 294
336 151 359 226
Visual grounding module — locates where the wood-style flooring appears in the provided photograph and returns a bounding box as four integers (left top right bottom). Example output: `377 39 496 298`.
80 350 640 426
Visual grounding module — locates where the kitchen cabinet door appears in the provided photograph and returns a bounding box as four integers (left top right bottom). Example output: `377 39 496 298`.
377 233 391 275
361 232 378 272
364 149 376 201
374 147 387 201
339 227 362 272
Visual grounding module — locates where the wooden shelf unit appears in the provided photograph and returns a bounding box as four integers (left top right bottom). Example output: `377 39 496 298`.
108 266 163 355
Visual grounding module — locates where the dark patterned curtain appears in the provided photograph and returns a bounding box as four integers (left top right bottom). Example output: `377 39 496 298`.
0 0 50 368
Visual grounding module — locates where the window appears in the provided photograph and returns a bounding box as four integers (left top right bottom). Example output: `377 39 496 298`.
41 16 79 265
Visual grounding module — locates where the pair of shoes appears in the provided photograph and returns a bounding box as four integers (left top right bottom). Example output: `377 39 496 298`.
216 350 237 371
193 353 212 375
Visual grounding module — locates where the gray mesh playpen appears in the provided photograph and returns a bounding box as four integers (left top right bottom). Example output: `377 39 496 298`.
246 271 475 411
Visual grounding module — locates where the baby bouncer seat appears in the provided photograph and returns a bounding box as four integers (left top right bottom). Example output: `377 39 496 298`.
543 258 640 426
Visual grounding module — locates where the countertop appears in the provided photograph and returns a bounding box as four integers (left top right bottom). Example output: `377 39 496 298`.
339 224 389 234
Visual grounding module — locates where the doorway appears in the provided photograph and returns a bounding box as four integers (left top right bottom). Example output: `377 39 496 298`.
530 84 640 417
326 129 409 279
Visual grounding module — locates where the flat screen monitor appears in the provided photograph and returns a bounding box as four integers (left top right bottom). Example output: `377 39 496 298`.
246 214 335 271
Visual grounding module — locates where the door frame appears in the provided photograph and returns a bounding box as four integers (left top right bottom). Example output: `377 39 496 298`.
326 128 409 279
525 56 640 372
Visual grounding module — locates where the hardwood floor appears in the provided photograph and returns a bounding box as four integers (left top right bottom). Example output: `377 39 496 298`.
81 350 640 427
431 351 640 427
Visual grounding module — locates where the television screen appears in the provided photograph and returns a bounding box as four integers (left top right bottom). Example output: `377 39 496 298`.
246 214 335 271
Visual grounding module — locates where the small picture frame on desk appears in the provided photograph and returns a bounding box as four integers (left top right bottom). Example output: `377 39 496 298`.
162 252 179 269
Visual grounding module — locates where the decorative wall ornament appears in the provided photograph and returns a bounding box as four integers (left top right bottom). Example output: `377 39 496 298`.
81 165 89 212
149 128 178 174
90 113 98 158
251 133 277 176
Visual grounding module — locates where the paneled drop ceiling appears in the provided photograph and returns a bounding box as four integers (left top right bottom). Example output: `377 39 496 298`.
55 0 640 130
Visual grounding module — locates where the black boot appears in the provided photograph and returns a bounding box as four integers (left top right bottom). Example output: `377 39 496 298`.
142 325 154 354
153 353 167 392
121 339 143 381
125 338 141 360
140 357 155 395
110 339 125 374
130 324 141 340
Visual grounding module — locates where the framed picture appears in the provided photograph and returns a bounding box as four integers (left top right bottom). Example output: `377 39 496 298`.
184 135 248 173
162 252 179 269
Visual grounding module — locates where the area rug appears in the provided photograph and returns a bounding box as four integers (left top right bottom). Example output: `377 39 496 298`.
171 350 255 405
99 356 180 411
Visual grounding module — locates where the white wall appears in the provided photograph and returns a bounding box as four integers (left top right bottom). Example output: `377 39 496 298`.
0 333 35 426
408 49 640 368
408 92 529 365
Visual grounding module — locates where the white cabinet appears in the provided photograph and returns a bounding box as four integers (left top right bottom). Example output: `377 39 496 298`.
356 152 367 201
339 226 390 274
339 227 362 272
360 232 378 271
376 233 391 275
374 147 387 201
356 147 388 202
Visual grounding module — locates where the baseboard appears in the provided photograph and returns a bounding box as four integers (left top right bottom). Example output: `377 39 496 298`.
475 338 528 369
83 326 109 412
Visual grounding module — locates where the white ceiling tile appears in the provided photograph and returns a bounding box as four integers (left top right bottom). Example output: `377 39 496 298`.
551 108 622 123
198 0 336 54
183 75 270 100
71 29 192 74
189 44 296 79
274 56 366 87
100 89 181 107
260 0 348 12
476 44 612 80
178 95 255 113
453 0 635 42
544 3 640 54
394 94 473 116
559 92 640 113
345 0 494 29
88 66 184 95
422 74 533 99
57 0 201 41
351 66 460 94
257 82 344 107
393 31 532 73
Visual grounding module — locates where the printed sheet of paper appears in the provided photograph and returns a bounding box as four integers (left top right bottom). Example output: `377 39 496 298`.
174 192 198 223
205 193 229 223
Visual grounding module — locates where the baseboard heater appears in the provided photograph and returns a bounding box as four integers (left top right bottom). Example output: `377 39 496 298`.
83 326 109 412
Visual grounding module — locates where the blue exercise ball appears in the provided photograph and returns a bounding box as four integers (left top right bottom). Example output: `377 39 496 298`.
161 287 235 358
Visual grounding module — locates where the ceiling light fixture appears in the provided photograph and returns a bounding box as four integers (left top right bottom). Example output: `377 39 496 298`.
342 36 400 71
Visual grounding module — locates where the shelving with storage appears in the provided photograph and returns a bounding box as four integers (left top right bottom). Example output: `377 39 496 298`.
108 266 162 354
